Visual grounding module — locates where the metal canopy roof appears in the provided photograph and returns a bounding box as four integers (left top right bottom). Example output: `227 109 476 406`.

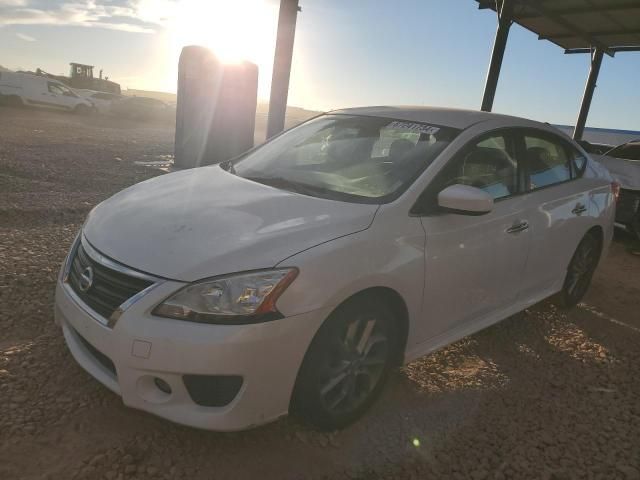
264 1 640 142
477 0 640 56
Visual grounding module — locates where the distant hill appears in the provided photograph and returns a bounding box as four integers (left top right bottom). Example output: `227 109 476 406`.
124 88 320 115
123 89 177 103
0 65 12 72
123 88 321 141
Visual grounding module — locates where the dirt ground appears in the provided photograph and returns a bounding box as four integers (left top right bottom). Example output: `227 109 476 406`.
1 107 639 480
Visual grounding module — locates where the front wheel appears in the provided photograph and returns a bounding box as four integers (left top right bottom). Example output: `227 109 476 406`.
74 104 91 115
559 232 601 308
292 297 398 430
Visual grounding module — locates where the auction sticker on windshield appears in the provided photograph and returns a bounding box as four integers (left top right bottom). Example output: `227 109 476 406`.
385 121 440 135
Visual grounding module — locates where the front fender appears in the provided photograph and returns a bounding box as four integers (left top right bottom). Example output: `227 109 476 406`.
275 211 425 349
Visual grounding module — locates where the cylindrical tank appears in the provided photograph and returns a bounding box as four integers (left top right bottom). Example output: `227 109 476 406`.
174 46 258 169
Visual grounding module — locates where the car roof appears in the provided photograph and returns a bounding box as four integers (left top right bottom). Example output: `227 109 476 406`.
329 105 546 131
5 72 44 81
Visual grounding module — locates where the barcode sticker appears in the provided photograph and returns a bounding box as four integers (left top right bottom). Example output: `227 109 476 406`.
386 121 440 135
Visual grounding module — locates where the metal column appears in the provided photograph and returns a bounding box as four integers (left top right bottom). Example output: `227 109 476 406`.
481 0 513 112
266 0 300 139
573 48 604 140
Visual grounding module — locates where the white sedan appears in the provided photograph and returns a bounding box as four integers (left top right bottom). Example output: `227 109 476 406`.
55 107 616 431
74 89 124 115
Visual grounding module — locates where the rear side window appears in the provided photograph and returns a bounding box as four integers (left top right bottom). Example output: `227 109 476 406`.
524 136 571 190
571 148 588 174
48 82 65 95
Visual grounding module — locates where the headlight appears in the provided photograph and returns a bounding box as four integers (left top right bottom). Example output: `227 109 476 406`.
152 268 298 324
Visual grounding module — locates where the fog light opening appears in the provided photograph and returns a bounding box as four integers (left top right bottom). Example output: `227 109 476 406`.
154 377 172 394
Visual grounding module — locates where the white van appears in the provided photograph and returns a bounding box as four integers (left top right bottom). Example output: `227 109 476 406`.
0 71 93 113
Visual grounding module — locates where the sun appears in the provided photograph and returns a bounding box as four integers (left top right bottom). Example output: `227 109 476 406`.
170 0 277 65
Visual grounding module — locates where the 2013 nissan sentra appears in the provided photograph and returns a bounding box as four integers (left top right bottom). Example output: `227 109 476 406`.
55 106 616 431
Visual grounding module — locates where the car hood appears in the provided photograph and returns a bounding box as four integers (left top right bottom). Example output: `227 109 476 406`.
593 154 640 190
83 166 378 281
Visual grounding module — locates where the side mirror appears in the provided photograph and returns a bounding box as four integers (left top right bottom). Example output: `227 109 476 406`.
437 184 493 215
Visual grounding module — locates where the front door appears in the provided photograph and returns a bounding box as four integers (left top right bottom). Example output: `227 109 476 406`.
44 81 77 110
416 131 531 344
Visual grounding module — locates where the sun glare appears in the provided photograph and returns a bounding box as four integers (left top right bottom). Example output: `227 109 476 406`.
171 0 277 65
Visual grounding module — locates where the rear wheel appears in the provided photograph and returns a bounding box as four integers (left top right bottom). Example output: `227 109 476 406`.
6 95 24 107
559 232 601 308
292 296 398 430
629 212 640 242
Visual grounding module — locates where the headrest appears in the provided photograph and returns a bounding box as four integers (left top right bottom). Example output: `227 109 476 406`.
526 146 551 171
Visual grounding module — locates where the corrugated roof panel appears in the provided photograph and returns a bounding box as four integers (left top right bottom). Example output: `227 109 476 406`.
476 0 640 53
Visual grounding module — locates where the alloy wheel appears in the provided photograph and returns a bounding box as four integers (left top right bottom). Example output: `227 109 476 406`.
565 234 599 302
318 316 389 415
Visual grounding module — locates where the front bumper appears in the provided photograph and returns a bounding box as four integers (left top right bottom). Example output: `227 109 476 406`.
54 273 328 431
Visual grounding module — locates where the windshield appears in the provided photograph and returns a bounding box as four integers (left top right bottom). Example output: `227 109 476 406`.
606 142 640 161
227 114 459 203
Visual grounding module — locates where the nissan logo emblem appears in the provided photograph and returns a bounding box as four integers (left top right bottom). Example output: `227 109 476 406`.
78 266 94 292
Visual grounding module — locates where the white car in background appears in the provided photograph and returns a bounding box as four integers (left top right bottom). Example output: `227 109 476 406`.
55 107 616 431
0 71 93 113
75 89 123 115
592 140 640 239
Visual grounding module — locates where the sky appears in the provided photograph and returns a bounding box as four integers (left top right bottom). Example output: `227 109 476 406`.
1 0 639 130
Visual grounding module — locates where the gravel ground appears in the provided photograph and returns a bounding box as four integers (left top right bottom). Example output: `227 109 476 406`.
1 107 639 480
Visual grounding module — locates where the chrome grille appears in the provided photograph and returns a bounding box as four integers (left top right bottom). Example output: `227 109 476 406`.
68 242 154 321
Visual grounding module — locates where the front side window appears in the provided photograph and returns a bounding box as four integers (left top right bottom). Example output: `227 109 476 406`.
525 135 571 189
48 82 76 97
228 114 460 203
433 133 518 201
48 82 65 95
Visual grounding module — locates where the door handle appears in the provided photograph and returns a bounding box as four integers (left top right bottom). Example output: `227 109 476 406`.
572 203 587 215
506 221 529 234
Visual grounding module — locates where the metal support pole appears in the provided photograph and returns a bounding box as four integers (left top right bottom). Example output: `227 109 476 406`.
481 0 513 112
573 48 604 141
266 0 300 139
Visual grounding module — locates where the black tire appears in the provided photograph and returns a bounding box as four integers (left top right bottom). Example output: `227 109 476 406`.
292 296 398 430
558 231 601 308
6 95 24 107
74 104 91 115
629 213 640 243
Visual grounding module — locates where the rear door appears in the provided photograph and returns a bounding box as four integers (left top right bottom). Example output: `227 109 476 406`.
0 72 22 97
415 129 531 343
18 76 47 106
516 129 593 301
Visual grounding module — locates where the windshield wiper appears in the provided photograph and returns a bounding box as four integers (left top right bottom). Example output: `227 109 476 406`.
219 160 236 174
243 175 343 200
